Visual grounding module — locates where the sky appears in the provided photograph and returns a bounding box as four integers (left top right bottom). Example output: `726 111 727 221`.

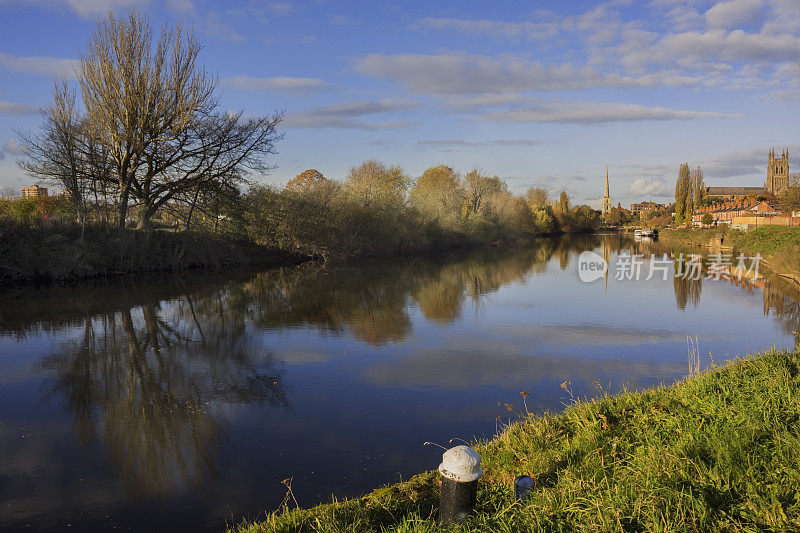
1 0 800 208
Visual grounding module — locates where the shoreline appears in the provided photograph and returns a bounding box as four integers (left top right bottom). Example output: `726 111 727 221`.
231 348 800 532
1 226 595 286
659 227 800 289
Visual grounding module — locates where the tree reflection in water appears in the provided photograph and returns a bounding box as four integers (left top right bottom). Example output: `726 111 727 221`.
762 278 800 349
40 299 288 499
1 232 799 524
17 232 800 506
672 255 703 311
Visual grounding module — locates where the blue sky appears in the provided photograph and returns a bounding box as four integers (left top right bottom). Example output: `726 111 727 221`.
1 0 799 208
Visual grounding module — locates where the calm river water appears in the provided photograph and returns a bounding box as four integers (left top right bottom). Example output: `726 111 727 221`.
1 234 798 531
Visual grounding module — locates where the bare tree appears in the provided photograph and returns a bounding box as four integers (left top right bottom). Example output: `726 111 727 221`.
18 81 93 236
78 10 218 228
133 110 282 229
20 9 282 231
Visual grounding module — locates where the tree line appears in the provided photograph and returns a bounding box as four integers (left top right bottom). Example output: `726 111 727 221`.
246 163 599 261
7 9 599 268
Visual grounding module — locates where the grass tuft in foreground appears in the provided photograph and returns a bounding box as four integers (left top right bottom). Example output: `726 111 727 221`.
233 349 800 532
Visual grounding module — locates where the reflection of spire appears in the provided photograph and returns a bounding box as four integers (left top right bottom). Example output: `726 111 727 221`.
601 236 610 293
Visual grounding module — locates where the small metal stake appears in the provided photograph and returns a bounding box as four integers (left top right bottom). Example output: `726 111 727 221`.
514 475 535 502
438 445 482 525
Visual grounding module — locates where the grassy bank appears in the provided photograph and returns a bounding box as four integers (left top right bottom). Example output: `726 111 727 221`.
661 226 800 284
0 219 298 283
233 349 800 532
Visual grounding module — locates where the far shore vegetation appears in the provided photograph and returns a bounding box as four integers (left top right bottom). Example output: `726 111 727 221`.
2 10 599 283
232 348 800 532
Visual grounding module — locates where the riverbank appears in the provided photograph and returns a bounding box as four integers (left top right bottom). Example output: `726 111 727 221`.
0 219 594 284
232 348 800 532
0 220 302 283
660 226 800 286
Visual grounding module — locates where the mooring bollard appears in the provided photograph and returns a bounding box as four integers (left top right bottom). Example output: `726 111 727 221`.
438 445 482 525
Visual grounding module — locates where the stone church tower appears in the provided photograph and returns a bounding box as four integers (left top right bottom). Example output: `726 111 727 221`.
767 148 789 195
602 166 612 216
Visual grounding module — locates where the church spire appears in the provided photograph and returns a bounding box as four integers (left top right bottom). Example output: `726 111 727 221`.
602 166 612 217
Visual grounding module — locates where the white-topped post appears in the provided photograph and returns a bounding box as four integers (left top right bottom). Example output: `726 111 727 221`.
438 445 482 524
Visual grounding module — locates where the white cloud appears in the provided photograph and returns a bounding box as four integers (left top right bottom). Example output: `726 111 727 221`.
387 2 800 96
0 51 78 77
355 53 667 95
705 0 765 30
3 139 26 156
0 0 152 18
658 29 800 63
0 101 39 115
693 144 799 181
415 139 542 151
165 0 195 14
628 178 672 197
224 76 328 93
411 17 559 41
267 2 292 15
284 99 418 130
481 102 735 124
328 14 352 26
442 93 538 108
66 0 148 17
0 139 27 160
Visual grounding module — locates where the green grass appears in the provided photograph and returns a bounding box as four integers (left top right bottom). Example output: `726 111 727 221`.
661 226 800 284
659 227 732 247
232 349 800 532
731 226 800 256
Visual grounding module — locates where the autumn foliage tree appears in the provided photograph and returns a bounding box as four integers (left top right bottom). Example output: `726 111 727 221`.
409 165 464 234
286 169 326 190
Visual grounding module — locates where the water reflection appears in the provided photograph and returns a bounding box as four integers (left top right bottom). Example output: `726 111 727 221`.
672 255 703 311
1 233 800 531
39 301 288 499
763 279 800 348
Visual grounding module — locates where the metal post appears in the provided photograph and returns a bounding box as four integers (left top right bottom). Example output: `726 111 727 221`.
438 445 482 525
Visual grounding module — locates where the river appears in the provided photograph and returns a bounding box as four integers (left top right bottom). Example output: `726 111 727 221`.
1 234 798 531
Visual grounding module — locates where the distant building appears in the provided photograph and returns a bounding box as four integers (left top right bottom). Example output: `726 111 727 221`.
767 148 790 195
692 199 790 228
630 201 666 219
703 147 796 200
601 167 612 217
21 185 48 198
704 186 766 200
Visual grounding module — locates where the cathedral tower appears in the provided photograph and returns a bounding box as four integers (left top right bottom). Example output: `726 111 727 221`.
602 166 612 216
767 148 789 195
